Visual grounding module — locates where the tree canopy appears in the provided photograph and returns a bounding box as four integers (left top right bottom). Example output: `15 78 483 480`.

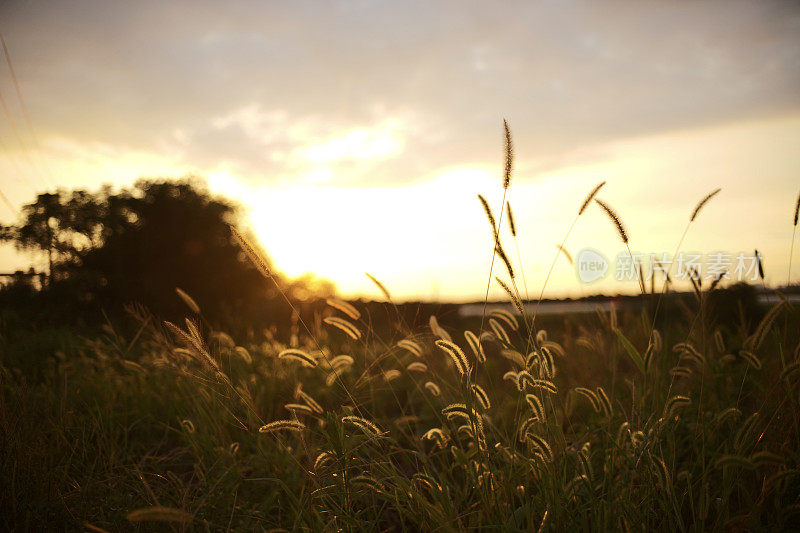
1 178 333 326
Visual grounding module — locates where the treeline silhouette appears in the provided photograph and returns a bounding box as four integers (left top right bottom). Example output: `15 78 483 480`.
0 178 334 333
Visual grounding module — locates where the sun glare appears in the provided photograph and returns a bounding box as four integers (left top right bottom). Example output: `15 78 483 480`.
245 166 500 300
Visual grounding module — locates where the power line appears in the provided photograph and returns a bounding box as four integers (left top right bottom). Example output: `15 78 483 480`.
0 185 16 216
0 84 48 190
0 134 35 194
0 33 55 187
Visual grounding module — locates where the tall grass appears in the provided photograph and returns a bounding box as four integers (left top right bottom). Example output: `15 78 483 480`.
1 126 799 530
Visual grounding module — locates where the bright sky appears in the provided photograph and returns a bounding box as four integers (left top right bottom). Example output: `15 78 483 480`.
0 1 799 302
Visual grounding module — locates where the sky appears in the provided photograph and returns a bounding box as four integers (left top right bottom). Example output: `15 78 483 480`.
0 0 798 302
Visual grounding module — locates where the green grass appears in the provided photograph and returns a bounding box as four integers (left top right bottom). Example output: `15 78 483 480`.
2 131 799 529
1 291 799 531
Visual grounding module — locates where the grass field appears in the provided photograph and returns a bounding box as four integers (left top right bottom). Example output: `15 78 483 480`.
2 289 799 531
2 172 800 531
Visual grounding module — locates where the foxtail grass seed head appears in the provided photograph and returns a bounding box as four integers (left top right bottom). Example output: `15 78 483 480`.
351 475 385 493
447 404 483 433
749 299 785 350
314 451 335 471
755 249 764 280
527 434 553 462
495 277 525 315
323 316 362 340
341 415 383 436
577 449 593 480
184 318 202 341
406 362 428 373
490 309 519 331
555 244 574 265
397 339 423 357
365 272 392 300
464 330 486 363
502 349 526 367
525 351 539 369
422 428 449 447
738 350 762 370
539 346 556 378
579 181 606 215
412 473 442 492
651 329 663 353
525 394 545 420
653 457 672 496
429 315 453 342
234 346 251 363
211 330 235 348
325 298 360 320
516 370 534 390
435 339 471 376
536 329 548 343
326 367 348 386
595 387 612 417
285 403 314 415
175 287 200 314
714 330 725 353
383 369 401 381
528 378 558 395
471 383 491 410
616 422 631 447
566 475 590 500
507 202 517 237
709 271 726 291
594 199 628 244
259 420 306 433
424 381 441 396
670 366 693 379
328 354 354 370
690 187 721 222
495 242 515 279
297 389 323 414
278 349 318 368
503 119 513 189
489 318 511 345
664 395 691 418
230 225 272 280
631 430 646 448
574 387 601 413
519 417 539 441
478 194 499 241
794 189 800 226
441 403 470 418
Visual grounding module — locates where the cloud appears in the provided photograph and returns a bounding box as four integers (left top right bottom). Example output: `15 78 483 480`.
0 0 797 189
155 104 423 186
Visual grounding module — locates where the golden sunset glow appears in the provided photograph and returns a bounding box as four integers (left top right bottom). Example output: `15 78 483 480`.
4 4 800 528
1 1 799 301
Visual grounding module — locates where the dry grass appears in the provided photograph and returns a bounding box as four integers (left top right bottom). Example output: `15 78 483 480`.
1 124 799 531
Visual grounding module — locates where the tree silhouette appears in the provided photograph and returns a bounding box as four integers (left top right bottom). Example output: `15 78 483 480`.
0 178 313 326
0 191 102 284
